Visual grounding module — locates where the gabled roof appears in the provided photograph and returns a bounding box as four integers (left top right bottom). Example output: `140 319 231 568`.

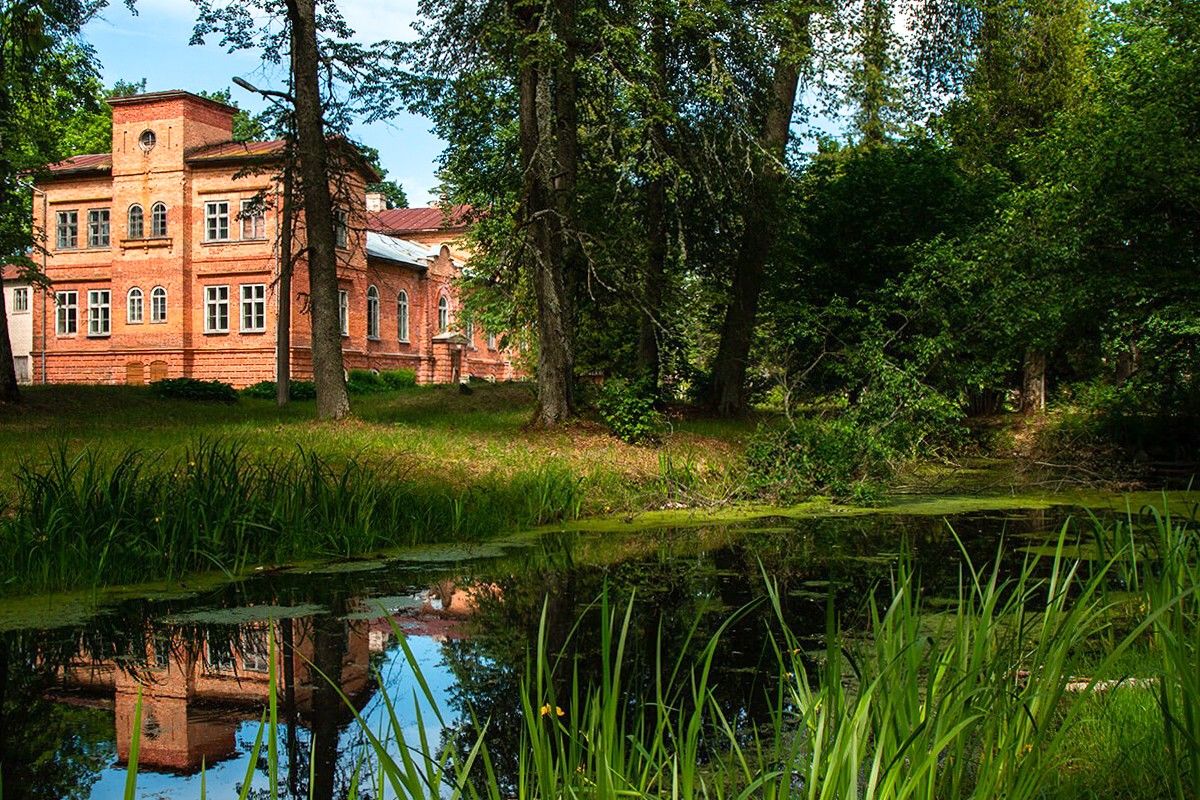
367 205 471 235
366 232 435 269
43 153 112 177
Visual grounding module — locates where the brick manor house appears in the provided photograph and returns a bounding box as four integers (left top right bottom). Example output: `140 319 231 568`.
25 90 518 387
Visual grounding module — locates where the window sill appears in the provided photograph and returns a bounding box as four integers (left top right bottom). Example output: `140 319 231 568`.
201 238 265 247
204 330 230 336
121 237 173 251
367 335 381 342
87 333 111 339
241 329 267 335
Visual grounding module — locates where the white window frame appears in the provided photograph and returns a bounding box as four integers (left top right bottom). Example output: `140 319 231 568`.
128 204 144 239
465 319 475 348
150 286 167 323
437 295 449 334
127 287 144 324
240 283 266 332
55 291 77 335
56 210 78 250
338 289 349 336
487 331 497 350
87 289 111 337
366 285 380 339
151 202 168 238
205 201 230 242
205 285 230 333
397 290 409 342
240 199 266 240
87 209 110 248
11 287 29 314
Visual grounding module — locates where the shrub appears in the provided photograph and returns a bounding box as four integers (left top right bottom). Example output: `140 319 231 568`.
149 377 238 403
745 417 891 502
379 368 417 389
347 369 387 395
241 380 317 401
597 378 664 444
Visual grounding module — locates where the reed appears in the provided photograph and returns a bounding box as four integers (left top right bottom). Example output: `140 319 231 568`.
117 501 1199 799
0 440 584 593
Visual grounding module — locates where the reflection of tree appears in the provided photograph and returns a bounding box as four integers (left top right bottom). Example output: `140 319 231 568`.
0 640 114 800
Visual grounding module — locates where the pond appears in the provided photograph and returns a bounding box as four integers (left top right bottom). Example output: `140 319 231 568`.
0 502 1142 799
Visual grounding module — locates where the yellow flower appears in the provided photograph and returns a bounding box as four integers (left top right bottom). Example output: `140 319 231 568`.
540 704 565 718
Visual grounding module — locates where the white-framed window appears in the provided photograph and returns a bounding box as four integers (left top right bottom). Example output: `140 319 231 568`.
366 285 380 339
240 199 265 240
127 287 144 324
11 287 29 314
151 202 168 238
397 290 409 342
55 291 77 334
150 286 167 323
241 628 270 673
205 201 230 242
55 210 78 250
128 205 144 239
437 295 449 334
87 209 110 248
487 331 497 350
334 209 349 249
465 319 475 348
87 289 111 337
240 283 266 332
338 289 349 336
204 285 229 332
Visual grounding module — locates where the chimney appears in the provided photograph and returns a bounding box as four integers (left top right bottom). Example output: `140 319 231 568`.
365 192 387 211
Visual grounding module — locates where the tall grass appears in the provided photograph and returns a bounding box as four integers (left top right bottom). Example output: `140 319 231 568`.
0 440 584 593
117 502 1199 799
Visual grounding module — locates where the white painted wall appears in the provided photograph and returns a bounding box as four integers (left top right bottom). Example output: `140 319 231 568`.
4 281 33 384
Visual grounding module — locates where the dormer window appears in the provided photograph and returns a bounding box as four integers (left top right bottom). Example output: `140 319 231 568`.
139 130 156 152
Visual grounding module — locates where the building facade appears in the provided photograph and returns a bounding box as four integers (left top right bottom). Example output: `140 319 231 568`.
3 278 32 384
28 90 518 388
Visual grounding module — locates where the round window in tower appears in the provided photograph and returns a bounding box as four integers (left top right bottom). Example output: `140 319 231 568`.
139 129 157 152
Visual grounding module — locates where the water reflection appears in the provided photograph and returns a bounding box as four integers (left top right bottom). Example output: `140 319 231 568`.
0 510 1081 799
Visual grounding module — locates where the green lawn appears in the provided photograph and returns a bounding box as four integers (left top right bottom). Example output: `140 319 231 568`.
0 383 757 513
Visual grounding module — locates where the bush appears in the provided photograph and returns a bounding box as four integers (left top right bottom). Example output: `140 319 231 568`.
745 417 891 502
597 378 664 444
379 368 417 389
149 377 238 403
347 369 387 395
241 380 317 401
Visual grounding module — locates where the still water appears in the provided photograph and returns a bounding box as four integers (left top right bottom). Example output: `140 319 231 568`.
0 507 1094 799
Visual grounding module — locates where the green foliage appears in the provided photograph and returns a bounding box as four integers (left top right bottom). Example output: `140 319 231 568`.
0 441 585 593
240 380 318 401
746 418 890 501
148 377 238 404
596 378 663 444
379 368 417 388
347 369 387 394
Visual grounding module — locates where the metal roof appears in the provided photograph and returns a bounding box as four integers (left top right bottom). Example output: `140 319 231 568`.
366 232 436 269
367 205 471 234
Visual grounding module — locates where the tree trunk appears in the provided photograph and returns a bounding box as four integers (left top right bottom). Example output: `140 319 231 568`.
0 269 20 403
1021 349 1046 413
513 0 576 425
276 160 293 406
637 6 669 391
709 15 809 416
285 0 349 420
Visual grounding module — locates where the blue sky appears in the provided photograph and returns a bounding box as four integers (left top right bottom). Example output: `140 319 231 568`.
84 0 445 205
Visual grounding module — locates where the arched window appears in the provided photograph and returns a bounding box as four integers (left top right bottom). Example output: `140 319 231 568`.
127 287 144 323
151 203 168 238
128 205 144 239
437 295 449 334
397 291 409 342
366 285 380 339
150 286 167 323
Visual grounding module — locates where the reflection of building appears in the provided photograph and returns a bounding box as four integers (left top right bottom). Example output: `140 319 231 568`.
55 618 371 773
